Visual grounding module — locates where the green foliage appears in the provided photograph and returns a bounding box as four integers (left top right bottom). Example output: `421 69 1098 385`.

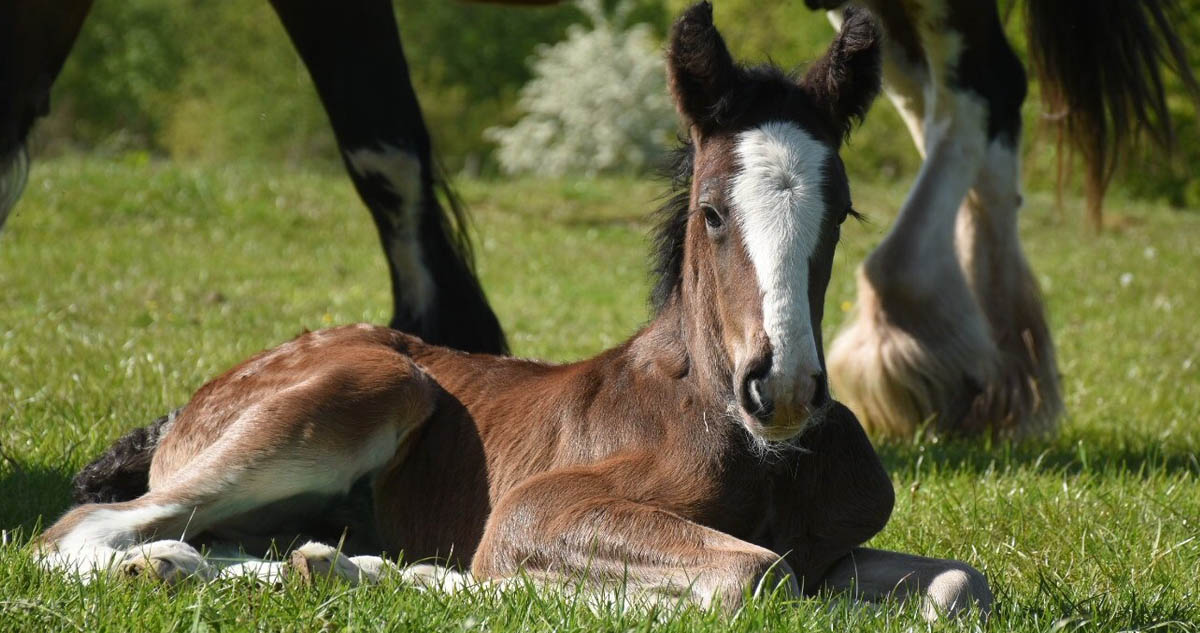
44 0 185 152
46 0 336 165
2 160 1199 630
32 0 1200 204
487 0 676 175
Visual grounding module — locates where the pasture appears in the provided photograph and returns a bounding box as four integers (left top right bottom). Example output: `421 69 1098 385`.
1 156 1198 631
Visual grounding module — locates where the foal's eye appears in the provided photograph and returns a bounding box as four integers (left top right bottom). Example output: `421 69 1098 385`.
701 203 724 231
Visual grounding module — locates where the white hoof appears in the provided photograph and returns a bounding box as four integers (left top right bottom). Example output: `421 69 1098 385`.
118 540 211 584
288 541 364 585
920 566 993 622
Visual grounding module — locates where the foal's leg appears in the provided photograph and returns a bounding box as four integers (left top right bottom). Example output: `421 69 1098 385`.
268 0 506 354
826 0 1059 436
472 455 798 610
39 328 437 582
821 547 992 621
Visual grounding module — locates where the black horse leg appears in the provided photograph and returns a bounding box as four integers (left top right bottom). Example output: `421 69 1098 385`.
269 0 507 354
0 0 94 228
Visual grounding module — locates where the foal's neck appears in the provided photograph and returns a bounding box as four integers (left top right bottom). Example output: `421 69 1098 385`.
627 293 733 405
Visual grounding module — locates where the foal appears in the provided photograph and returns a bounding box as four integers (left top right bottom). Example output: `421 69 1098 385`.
39 3 989 619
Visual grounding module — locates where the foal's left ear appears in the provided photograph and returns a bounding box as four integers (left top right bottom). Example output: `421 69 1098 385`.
802 6 883 143
667 2 739 131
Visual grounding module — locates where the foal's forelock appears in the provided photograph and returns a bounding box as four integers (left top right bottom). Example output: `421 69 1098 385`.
730 121 829 410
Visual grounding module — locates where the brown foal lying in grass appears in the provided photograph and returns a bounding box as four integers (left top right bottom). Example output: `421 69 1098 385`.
38 3 990 621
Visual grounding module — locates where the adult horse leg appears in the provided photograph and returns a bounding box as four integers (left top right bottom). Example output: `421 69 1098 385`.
824 1 1059 436
0 0 93 228
268 0 506 354
954 141 1061 435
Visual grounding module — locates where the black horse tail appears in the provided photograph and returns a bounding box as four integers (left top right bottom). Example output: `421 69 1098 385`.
1024 0 1199 228
71 409 180 505
413 159 510 355
0 145 28 229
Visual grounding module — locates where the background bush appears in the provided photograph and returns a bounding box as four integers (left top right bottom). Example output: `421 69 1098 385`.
487 0 676 176
32 0 1200 206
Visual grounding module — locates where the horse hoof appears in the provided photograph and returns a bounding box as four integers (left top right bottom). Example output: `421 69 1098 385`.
828 266 1061 437
287 541 362 585
118 540 208 584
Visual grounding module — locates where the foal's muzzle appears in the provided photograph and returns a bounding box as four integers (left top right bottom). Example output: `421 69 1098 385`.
736 353 829 439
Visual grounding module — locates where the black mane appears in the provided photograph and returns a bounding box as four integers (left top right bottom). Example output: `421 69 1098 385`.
650 141 695 313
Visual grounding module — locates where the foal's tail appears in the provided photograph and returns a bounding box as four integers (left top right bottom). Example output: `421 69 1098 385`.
71 409 179 504
1023 0 1199 228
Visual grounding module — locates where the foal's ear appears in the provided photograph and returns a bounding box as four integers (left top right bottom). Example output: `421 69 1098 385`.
667 1 739 130
802 6 882 143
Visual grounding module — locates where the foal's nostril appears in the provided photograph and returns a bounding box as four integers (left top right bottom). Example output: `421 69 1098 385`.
810 372 829 407
739 359 774 421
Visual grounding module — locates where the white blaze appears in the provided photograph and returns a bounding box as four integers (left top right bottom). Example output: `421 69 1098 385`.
730 121 829 399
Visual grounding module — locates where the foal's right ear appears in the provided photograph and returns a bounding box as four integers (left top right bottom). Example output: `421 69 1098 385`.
667 2 739 131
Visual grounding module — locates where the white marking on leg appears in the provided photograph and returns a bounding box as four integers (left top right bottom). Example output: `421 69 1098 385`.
400 563 475 593
956 140 1021 288
730 121 830 407
345 144 435 319
219 560 289 585
871 91 988 292
348 555 399 584
41 503 185 578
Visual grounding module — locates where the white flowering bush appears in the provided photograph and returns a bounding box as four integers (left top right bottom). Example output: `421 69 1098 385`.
487 0 676 176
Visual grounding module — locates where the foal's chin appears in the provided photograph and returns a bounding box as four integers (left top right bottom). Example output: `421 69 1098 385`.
740 406 811 445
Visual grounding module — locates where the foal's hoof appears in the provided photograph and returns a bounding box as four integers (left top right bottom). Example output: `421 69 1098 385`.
750 557 801 601
287 541 362 585
118 540 209 584
920 565 993 622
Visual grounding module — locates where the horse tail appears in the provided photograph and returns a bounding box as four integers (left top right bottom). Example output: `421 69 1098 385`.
71 409 180 504
1023 0 1199 228
412 159 509 355
0 145 28 229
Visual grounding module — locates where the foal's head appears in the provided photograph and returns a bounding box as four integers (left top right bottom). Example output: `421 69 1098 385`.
655 2 880 443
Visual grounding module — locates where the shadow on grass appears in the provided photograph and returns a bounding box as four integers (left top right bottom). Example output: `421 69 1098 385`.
874 432 1200 479
0 460 75 534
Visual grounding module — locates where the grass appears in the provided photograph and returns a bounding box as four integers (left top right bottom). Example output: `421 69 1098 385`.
1 155 1198 631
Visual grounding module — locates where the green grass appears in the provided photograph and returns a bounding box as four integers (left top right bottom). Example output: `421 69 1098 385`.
1 156 1198 631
